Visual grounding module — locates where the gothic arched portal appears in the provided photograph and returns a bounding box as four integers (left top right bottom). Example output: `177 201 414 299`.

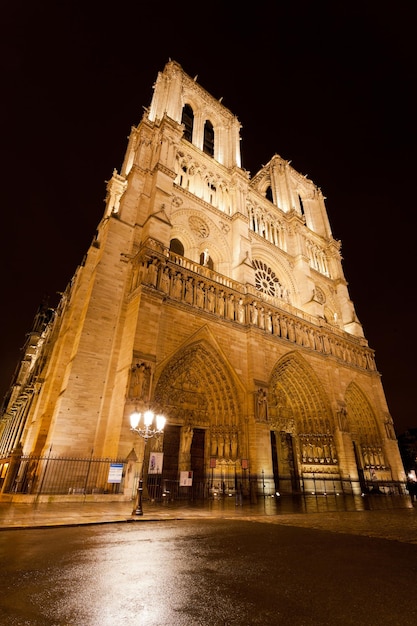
267 352 335 493
153 340 245 495
345 382 387 484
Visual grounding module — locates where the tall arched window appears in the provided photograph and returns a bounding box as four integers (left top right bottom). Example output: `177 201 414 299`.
203 120 214 156
298 194 305 216
266 186 273 203
170 238 184 256
181 104 194 143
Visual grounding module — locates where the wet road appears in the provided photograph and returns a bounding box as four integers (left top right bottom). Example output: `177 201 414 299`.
1 518 417 626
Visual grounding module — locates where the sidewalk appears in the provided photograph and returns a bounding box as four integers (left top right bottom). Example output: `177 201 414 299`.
0 497 271 529
1 495 417 544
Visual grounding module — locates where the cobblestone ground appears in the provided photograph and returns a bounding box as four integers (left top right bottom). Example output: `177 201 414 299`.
220 495 417 544
254 508 417 544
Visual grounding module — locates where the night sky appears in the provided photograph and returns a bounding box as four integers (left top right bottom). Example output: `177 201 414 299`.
1 2 416 434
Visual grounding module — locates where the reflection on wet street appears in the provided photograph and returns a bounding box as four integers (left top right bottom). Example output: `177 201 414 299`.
1 511 417 625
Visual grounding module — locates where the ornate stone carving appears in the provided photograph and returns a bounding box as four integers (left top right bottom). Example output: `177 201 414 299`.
313 286 326 304
188 215 210 238
172 195 183 207
129 361 151 401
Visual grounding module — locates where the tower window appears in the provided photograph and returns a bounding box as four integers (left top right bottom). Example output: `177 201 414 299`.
298 194 305 216
203 120 214 156
181 104 194 143
266 186 273 202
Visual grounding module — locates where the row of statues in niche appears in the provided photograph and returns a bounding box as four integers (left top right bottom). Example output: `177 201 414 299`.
145 258 243 319
142 257 376 371
210 427 239 460
361 445 386 469
299 436 338 464
179 425 240 462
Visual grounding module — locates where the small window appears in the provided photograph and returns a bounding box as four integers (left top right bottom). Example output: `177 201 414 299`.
298 194 305 216
170 238 184 256
203 120 214 156
181 104 194 143
266 186 273 202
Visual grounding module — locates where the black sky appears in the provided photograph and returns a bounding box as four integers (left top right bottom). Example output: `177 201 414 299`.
1 1 416 434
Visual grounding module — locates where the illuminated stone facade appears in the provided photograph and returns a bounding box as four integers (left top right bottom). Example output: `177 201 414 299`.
0 61 406 498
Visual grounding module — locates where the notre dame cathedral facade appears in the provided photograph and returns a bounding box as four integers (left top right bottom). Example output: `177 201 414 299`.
0 60 406 501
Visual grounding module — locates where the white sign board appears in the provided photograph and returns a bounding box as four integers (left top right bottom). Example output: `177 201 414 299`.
148 452 164 474
180 471 193 486
108 463 123 484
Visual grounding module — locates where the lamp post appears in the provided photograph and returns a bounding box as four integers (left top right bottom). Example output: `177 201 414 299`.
130 409 166 515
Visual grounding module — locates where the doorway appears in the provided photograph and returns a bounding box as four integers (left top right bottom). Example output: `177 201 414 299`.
190 428 206 499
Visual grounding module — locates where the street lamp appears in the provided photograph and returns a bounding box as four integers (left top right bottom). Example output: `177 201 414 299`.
130 409 166 515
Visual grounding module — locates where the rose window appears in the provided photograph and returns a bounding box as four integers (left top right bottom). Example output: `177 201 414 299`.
252 260 281 297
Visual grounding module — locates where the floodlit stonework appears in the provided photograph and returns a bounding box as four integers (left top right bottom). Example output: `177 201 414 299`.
0 61 406 499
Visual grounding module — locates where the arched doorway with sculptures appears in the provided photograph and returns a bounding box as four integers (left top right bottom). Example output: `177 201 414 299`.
345 382 392 494
267 352 336 495
152 334 246 500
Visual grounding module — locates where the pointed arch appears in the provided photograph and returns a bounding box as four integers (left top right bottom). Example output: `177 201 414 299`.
268 352 334 434
169 238 184 256
345 382 387 472
203 120 214 156
154 339 242 428
345 383 380 442
181 103 194 142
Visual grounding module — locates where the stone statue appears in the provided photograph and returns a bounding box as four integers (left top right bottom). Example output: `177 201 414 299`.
131 363 146 399
237 298 245 323
147 258 158 287
257 388 268 419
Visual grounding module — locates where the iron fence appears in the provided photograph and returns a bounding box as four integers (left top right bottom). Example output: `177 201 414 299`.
0 454 409 504
158 474 408 501
1 453 127 495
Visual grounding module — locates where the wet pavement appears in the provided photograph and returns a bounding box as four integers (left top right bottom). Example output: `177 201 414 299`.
1 494 417 544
